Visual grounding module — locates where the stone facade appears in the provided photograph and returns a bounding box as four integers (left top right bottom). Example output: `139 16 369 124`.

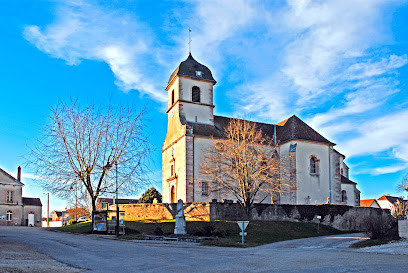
0 167 42 227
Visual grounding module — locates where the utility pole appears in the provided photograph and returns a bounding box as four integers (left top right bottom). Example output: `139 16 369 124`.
43 193 49 227
75 181 78 221
115 162 119 237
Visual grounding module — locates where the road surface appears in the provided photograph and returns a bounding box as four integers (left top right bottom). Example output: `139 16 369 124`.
1 226 407 272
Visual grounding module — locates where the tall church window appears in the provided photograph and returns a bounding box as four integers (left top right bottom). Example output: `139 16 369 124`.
202 182 209 196
171 90 175 105
6 211 12 221
192 86 200 103
310 157 317 174
341 190 347 203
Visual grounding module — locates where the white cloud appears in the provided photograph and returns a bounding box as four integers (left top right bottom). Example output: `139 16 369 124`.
372 164 408 175
188 0 257 61
23 1 166 102
340 110 408 158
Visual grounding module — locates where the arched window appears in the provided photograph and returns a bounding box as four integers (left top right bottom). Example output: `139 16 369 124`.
192 86 200 103
310 157 317 174
6 211 12 221
341 190 347 203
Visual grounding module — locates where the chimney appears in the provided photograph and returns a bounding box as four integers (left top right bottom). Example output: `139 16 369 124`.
17 166 21 181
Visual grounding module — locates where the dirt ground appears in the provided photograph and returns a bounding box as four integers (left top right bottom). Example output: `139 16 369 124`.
0 240 81 273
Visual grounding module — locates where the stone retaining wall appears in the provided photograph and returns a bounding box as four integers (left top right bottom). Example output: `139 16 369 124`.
398 219 408 239
112 202 394 231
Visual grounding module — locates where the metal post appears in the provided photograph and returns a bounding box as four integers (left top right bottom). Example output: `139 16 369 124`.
47 193 49 227
115 162 119 237
242 230 244 244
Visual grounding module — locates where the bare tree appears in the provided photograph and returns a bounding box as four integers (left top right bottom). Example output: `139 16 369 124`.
200 119 293 218
398 175 408 198
28 100 150 214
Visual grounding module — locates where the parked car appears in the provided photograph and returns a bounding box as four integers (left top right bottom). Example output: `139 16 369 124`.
77 216 88 222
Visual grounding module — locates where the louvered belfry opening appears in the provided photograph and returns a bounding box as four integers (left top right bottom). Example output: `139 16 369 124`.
192 86 200 102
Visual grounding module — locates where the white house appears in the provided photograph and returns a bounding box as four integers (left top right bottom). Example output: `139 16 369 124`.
162 53 360 206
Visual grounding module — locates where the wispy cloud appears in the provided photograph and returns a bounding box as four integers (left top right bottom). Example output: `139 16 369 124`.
23 1 166 102
340 110 408 160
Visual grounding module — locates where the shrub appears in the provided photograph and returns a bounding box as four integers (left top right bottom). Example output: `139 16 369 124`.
363 216 397 239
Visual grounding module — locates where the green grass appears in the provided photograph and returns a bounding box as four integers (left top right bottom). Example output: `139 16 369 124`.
58 221 93 233
57 220 348 247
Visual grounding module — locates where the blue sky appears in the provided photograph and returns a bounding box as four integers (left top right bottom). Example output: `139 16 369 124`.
1 0 408 212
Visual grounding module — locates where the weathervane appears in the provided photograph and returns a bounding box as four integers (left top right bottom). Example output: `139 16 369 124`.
188 27 192 53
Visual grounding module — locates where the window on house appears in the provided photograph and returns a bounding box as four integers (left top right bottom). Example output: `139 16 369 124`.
6 211 12 221
192 86 200 103
170 164 174 176
102 202 108 209
171 90 175 105
6 191 13 203
341 190 347 203
196 71 202 77
202 182 209 196
310 157 317 174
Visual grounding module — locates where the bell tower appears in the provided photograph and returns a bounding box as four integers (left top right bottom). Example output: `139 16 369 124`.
165 53 216 125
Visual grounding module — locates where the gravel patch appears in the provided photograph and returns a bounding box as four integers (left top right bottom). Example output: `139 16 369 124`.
0 240 82 273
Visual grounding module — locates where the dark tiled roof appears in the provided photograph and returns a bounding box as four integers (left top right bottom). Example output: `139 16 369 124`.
22 197 42 206
341 175 356 185
168 53 216 86
378 195 402 204
187 115 334 145
55 211 63 217
97 198 139 205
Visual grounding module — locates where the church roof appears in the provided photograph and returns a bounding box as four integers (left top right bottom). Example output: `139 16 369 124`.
186 115 334 145
341 175 356 185
168 53 216 87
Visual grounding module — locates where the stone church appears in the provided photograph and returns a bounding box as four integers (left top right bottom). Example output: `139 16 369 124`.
162 53 360 206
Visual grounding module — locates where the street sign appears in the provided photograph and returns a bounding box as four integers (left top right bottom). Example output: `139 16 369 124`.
237 221 249 244
237 221 249 231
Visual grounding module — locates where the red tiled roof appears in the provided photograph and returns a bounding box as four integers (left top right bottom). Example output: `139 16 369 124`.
360 199 377 207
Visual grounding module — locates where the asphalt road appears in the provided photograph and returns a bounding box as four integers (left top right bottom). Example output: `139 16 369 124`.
1 226 407 272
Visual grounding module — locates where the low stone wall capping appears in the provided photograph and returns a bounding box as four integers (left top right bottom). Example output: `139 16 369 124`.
110 202 394 231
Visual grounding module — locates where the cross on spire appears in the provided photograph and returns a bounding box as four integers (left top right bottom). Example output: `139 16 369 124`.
188 28 192 53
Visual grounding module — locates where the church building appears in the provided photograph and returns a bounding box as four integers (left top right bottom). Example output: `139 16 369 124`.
162 53 360 206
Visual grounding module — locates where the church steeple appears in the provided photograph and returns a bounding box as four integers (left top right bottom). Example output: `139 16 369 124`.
166 54 216 125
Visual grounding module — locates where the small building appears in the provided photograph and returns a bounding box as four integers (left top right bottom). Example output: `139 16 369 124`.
96 198 139 210
0 167 42 227
52 211 69 222
377 195 404 215
360 199 380 208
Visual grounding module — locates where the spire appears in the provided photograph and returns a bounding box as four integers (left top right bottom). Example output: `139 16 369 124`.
188 28 192 54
